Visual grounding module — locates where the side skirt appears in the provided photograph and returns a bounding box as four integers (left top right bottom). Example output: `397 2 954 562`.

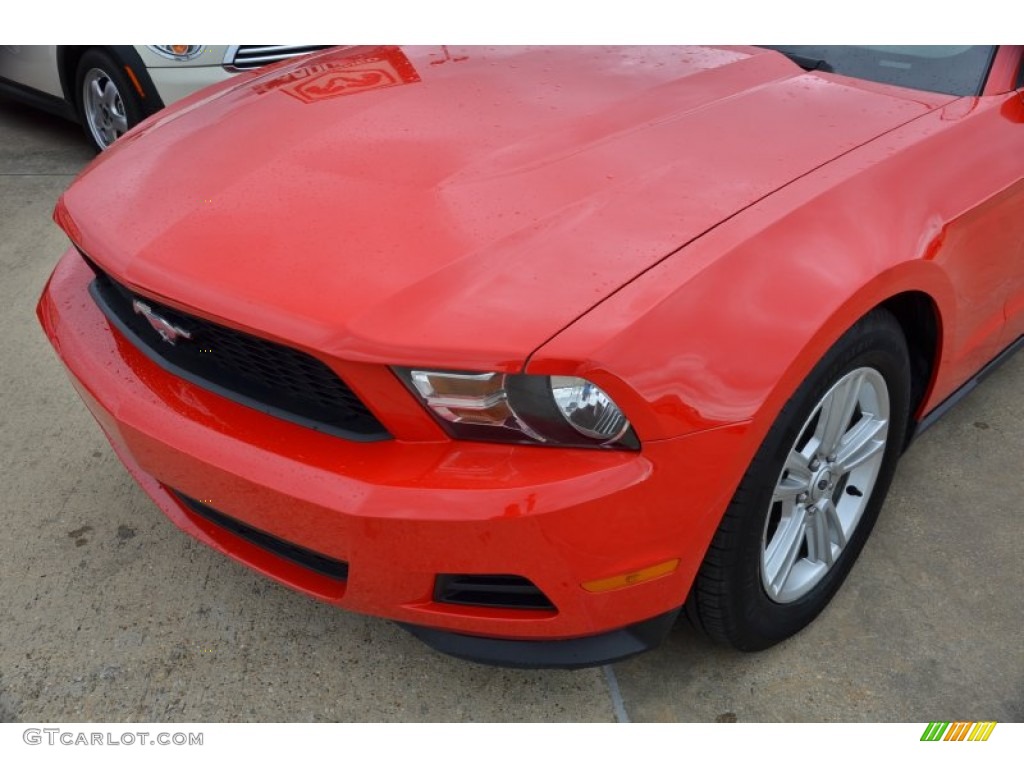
912 334 1023 440
0 76 76 121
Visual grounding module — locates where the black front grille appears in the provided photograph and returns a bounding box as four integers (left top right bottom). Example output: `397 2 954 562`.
87 263 389 440
435 574 556 611
173 491 349 581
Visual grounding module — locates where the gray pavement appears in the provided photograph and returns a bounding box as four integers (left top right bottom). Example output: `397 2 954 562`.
1 96 1021 723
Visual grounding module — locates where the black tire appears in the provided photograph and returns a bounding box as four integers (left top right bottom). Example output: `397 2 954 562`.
74 49 145 152
687 309 911 650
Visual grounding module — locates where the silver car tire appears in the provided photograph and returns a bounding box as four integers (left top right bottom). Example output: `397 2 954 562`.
75 50 144 152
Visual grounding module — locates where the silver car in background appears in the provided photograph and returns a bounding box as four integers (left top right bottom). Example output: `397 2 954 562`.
0 45 334 151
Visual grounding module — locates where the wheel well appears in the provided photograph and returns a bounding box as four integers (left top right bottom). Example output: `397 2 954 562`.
56 46 165 116
877 291 940 440
56 46 89 108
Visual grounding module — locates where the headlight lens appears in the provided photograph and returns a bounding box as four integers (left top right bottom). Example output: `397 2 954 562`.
550 375 631 442
148 45 204 61
395 368 638 450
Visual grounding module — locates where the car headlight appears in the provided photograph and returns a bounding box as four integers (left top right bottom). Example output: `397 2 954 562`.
394 368 639 450
148 46 205 62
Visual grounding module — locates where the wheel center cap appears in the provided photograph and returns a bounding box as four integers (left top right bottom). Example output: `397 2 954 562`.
811 467 834 501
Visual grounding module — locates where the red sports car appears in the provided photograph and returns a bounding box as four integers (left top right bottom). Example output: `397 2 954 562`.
37 45 1024 667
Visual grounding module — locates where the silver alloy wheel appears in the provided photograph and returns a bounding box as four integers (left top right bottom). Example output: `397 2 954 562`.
82 68 128 149
761 367 890 603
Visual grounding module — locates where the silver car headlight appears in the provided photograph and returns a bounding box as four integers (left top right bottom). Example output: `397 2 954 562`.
148 46 205 62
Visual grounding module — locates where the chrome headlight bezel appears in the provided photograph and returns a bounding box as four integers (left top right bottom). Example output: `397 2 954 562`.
147 45 205 62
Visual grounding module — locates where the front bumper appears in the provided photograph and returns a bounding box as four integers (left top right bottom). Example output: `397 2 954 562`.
146 65 235 107
37 247 749 666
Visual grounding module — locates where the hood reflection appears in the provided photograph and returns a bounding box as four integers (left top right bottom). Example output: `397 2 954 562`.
253 45 421 104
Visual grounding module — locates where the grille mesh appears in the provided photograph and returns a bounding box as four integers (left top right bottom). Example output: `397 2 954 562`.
88 264 389 440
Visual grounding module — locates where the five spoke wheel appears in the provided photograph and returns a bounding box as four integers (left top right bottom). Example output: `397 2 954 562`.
687 309 910 651
82 68 129 149
762 368 890 603
75 50 145 152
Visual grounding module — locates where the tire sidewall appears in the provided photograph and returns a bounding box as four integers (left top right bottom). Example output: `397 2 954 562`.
728 312 911 648
74 49 144 152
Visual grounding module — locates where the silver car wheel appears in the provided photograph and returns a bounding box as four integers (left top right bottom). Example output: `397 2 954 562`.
82 67 129 150
761 367 890 604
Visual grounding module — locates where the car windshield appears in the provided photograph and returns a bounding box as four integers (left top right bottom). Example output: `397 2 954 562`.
761 45 997 96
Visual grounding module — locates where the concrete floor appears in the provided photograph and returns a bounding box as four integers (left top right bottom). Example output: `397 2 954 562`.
0 95 1021 723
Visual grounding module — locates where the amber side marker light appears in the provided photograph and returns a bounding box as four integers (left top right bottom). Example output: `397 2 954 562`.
582 559 680 593
123 66 146 98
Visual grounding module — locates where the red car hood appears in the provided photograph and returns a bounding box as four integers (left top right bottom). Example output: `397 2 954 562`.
60 45 943 370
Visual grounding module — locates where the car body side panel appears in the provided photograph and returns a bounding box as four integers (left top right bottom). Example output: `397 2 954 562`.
133 46 231 70
145 65 236 107
133 47 235 106
529 91 1024 445
1005 288 1024 345
0 45 61 96
999 92 1024 343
